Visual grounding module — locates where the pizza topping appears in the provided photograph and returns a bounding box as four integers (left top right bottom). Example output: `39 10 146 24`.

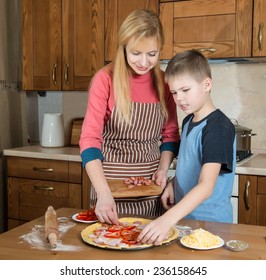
181 228 221 248
91 220 145 247
76 208 98 221
123 176 152 188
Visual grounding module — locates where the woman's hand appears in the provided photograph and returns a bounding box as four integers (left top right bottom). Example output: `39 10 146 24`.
152 169 168 189
95 191 119 225
161 180 175 210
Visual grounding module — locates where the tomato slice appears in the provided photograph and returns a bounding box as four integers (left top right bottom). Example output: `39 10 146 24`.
108 225 123 232
123 239 139 245
76 208 97 221
122 225 136 231
104 231 121 238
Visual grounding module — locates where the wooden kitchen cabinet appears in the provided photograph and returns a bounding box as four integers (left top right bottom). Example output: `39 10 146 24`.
238 175 266 226
22 0 104 91
252 0 266 57
7 157 82 229
104 0 159 62
159 0 253 59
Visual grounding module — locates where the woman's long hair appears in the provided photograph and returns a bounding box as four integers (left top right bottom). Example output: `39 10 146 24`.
113 9 168 123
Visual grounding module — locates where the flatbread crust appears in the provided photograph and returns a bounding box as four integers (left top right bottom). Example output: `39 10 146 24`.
81 217 179 250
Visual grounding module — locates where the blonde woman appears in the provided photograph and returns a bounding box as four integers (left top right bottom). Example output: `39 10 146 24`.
80 9 180 225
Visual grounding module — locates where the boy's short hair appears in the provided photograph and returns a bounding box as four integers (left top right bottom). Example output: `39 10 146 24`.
165 50 212 83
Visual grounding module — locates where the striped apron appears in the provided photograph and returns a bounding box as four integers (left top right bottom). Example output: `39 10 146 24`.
90 102 165 217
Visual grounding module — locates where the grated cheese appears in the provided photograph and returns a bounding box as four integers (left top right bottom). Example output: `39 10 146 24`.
182 228 221 248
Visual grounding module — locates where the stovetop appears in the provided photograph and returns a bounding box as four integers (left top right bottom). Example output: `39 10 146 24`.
236 150 252 163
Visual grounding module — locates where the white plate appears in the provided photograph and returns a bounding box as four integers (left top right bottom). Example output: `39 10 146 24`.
180 236 224 250
72 213 98 224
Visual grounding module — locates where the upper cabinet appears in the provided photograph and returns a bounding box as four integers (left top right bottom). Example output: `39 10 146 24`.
253 0 266 57
159 0 253 59
22 0 104 91
104 0 159 62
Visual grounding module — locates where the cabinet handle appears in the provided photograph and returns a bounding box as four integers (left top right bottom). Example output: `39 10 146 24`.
33 186 54 191
64 64 69 84
258 22 264 51
196 48 216 53
33 167 54 172
52 63 57 85
244 180 250 211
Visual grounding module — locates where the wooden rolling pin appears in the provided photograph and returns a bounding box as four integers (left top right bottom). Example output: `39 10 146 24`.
45 206 59 249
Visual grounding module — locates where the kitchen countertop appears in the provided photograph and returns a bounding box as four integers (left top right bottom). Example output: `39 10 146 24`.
3 145 81 162
0 208 265 260
236 153 266 176
3 145 266 176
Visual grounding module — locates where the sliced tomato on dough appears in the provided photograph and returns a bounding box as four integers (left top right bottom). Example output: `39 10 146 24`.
108 225 123 232
104 231 121 238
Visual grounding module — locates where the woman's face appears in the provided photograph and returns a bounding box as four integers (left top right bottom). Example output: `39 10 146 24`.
125 36 160 75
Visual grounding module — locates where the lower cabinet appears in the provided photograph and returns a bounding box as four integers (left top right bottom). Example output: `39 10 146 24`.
7 157 82 230
238 175 266 226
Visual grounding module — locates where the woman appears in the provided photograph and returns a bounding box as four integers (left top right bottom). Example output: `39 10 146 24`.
80 9 180 225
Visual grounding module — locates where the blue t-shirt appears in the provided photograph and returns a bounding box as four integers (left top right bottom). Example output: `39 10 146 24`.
174 109 236 223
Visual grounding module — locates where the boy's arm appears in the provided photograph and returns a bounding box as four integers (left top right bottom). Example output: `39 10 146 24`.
138 162 221 245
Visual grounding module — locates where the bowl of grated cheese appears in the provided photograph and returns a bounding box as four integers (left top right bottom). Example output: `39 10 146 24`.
180 228 224 250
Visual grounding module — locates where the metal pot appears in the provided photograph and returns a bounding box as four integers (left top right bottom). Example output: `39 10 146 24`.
231 119 257 151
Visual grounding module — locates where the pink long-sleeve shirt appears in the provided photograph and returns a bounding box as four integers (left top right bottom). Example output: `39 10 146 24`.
80 67 179 165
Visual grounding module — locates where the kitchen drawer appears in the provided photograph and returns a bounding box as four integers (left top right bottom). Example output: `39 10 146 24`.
8 177 81 221
7 157 81 183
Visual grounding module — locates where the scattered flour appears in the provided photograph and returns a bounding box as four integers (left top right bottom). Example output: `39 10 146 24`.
19 217 83 251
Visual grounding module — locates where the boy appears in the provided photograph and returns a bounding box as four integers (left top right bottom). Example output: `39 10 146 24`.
138 50 236 245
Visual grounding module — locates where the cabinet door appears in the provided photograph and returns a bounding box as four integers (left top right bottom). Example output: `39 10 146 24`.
22 0 62 90
238 175 257 225
253 0 266 57
105 0 159 62
62 0 104 90
23 0 105 91
160 0 252 59
257 176 266 226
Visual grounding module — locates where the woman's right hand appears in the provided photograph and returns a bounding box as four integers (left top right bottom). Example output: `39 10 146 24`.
161 180 175 210
95 191 120 225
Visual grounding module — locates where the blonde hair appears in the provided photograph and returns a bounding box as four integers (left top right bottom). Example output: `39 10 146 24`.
113 9 168 123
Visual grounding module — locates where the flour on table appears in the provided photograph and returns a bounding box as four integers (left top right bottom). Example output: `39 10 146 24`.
19 217 82 251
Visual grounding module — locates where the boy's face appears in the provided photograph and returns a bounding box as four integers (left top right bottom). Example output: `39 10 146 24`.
168 74 212 116
125 36 159 75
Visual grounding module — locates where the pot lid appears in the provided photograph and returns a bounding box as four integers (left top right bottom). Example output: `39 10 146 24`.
230 119 252 132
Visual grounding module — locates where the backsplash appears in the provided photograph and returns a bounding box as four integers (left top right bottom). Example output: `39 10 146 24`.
32 62 266 151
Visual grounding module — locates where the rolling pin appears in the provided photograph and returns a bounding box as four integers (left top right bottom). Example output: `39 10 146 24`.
45 206 59 249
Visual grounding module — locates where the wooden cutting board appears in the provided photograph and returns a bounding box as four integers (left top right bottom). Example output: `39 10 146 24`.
108 179 163 198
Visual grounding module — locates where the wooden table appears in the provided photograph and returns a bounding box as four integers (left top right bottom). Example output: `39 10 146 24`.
0 208 265 260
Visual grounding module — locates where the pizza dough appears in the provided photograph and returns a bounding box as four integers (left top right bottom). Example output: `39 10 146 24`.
81 217 179 250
